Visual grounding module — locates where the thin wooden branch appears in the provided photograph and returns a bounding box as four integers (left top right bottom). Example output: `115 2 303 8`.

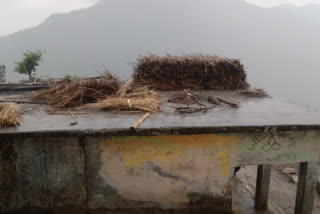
48 111 88 115
69 111 76 120
208 96 221 105
0 100 47 104
215 96 239 108
117 78 134 98
131 112 150 129
0 85 49 91
175 106 215 114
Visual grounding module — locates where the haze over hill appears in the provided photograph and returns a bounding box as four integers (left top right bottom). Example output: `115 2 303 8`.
273 4 320 22
0 0 320 109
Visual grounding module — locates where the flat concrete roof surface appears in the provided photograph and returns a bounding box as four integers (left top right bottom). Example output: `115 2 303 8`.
1 91 320 137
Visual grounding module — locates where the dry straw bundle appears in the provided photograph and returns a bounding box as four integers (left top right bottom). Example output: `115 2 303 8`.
87 87 159 113
133 54 249 90
0 103 20 128
89 96 159 113
33 73 120 108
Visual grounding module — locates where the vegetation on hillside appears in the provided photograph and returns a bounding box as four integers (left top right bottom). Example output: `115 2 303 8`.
0 64 6 83
14 50 44 81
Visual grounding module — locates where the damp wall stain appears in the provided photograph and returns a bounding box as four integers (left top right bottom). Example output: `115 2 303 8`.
1 131 320 213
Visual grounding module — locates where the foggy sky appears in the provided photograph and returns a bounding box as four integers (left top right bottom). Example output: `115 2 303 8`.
1 0 320 36
1 0 320 110
0 0 98 36
246 0 320 7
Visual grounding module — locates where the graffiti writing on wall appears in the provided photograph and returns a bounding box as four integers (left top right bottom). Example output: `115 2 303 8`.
248 129 297 152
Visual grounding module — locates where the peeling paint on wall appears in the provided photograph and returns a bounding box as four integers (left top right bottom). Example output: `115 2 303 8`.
102 135 237 167
218 152 229 177
98 135 236 206
1 130 319 213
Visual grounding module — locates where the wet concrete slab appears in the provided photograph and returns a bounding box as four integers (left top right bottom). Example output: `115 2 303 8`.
1 91 320 213
1 91 320 137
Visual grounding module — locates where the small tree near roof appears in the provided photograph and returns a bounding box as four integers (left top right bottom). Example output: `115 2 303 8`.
14 50 44 81
0 64 6 83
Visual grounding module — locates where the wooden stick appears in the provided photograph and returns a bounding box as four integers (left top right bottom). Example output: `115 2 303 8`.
131 112 150 129
175 106 215 114
0 100 47 104
0 86 49 91
112 110 143 114
69 111 76 120
48 111 88 115
207 96 221 105
215 96 239 108
117 78 133 98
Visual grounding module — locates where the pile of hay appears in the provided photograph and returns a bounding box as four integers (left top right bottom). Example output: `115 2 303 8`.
0 103 20 128
133 54 249 90
33 73 120 108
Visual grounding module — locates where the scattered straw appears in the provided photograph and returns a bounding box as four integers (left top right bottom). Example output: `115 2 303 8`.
32 73 120 108
0 103 20 128
168 90 204 105
133 54 249 90
126 87 157 99
238 88 268 97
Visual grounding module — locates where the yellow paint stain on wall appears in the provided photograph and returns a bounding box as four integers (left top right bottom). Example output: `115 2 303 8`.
101 134 237 166
219 152 229 177
123 141 180 166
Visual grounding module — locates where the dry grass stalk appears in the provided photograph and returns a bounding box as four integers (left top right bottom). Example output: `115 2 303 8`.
88 96 159 113
32 73 120 108
238 88 268 97
117 78 133 98
168 90 204 105
133 54 249 90
0 103 20 128
48 111 88 115
112 110 143 114
174 106 215 114
126 87 157 99
116 78 155 99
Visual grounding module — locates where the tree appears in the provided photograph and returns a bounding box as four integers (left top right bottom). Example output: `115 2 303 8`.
14 50 44 81
0 64 5 83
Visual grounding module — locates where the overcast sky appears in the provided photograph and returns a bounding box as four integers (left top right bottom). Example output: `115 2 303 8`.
0 0 98 36
1 0 320 36
246 0 320 7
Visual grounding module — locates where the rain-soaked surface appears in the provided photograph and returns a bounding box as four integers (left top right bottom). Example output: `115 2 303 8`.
232 163 320 214
1 91 320 213
1 91 320 136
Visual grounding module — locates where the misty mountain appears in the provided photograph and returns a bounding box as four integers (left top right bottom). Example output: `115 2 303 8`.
0 0 320 108
274 4 320 23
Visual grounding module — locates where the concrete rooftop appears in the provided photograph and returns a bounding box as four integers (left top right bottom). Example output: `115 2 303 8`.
1 91 320 137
